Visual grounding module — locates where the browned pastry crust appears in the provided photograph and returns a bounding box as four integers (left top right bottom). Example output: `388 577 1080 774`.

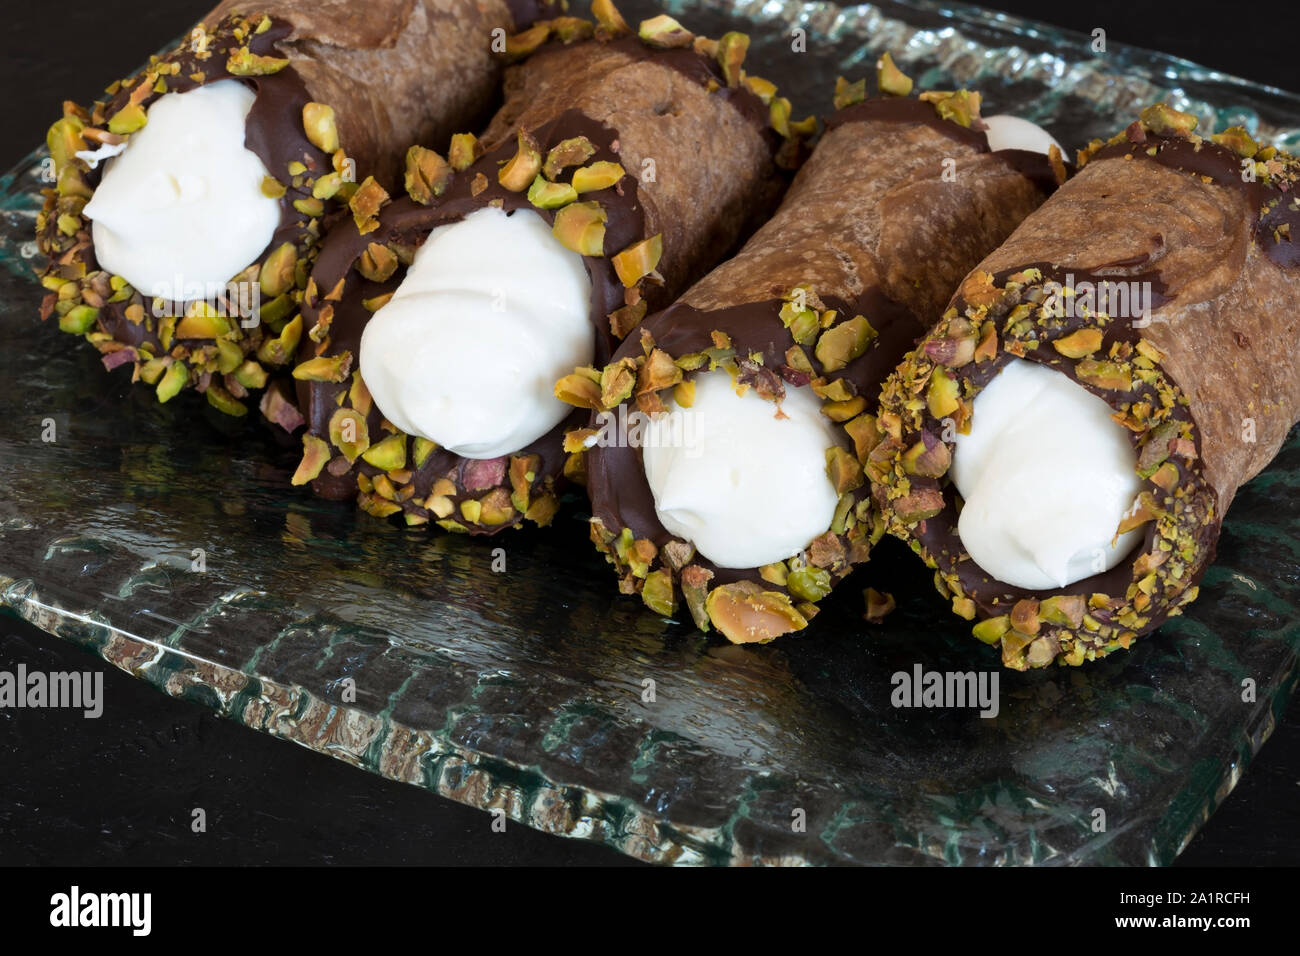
289 9 802 535
565 89 1064 642
870 104 1300 668
204 0 545 187
36 2 547 418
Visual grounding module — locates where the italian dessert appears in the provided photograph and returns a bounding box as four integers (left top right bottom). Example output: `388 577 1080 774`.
35 0 550 418
557 64 1068 643
288 6 805 534
870 103 1300 669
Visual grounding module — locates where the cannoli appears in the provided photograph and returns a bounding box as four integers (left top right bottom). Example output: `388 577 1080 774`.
289 7 803 533
870 103 1300 669
560 66 1068 643
35 0 550 417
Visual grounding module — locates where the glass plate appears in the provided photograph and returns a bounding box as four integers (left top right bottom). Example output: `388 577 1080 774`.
1 0 1297 866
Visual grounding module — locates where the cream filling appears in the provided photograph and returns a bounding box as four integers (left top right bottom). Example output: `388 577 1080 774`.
950 358 1143 590
641 368 843 569
83 80 281 297
359 207 593 460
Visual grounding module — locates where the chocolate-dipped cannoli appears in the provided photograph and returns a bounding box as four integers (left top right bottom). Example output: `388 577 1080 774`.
870 103 1300 669
36 1 550 417
289 7 804 532
558 65 1068 644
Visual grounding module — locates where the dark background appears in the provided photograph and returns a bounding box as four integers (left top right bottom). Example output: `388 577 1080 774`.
1 1 1297 866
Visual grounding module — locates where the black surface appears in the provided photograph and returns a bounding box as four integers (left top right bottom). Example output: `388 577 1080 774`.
0 0 1297 867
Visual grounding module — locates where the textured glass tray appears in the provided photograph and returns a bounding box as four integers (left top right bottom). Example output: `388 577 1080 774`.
2 0 1298 866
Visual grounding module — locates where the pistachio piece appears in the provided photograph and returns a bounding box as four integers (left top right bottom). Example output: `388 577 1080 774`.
542 136 596 180
292 435 331 486
554 371 603 409
972 614 1010 645
448 132 481 172
1000 631 1034 671
524 492 559 526
357 242 399 283
293 197 324 218
293 351 352 383
328 408 370 462
259 242 297 297
1116 492 1160 535
600 358 637 408
611 234 662 287
638 14 693 48
833 76 866 110
59 304 99 335
592 0 632 35
1075 359 1132 391
1211 126 1258 158
156 361 188 403
744 75 777 105
233 360 268 390
473 488 513 526
107 103 147 136
176 308 233 340
1150 461 1179 492
787 566 832 603
571 161 625 193
1009 598 1041 636
892 486 944 523
404 436 435 470
608 301 647 338
641 569 677 617
552 201 606 256
825 446 865 495
715 32 749 87
527 175 578 209
205 385 247 417
46 116 86 174
302 103 339 154
226 45 289 74
923 330 977 368
504 23 549 60
1038 594 1086 628
770 96 792 137
705 581 807 644
1053 328 1104 358
900 431 951 477
876 52 913 97
920 89 982 127
349 177 390 235
215 339 243 374
549 16 595 43
813 315 874 373
1140 103 1198 136
926 366 961 418
842 413 881 462
863 588 896 623
680 565 714 631
404 146 452 205
257 314 302 366
361 433 407 471
498 129 543 192
508 453 539 511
